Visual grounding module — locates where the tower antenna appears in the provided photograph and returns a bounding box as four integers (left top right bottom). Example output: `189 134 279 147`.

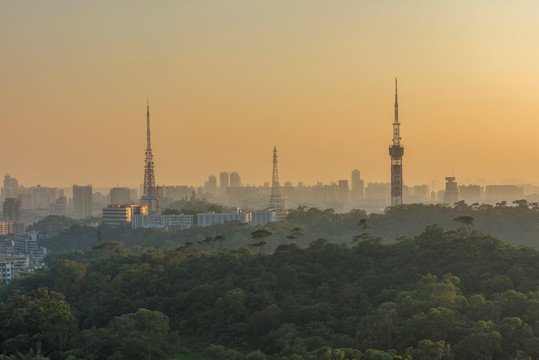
389 78 404 206
269 146 284 209
141 100 160 214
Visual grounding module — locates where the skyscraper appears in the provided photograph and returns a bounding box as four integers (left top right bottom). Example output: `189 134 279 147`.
2 198 21 221
2 173 18 201
351 170 364 202
444 177 459 205
141 100 159 214
73 185 93 219
269 146 284 209
389 78 404 206
220 172 229 190
230 172 241 187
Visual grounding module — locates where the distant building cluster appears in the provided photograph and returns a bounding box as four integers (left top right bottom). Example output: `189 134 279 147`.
105 206 284 230
0 232 47 283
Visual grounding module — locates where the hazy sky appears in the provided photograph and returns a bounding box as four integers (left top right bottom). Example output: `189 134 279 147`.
2 1 539 188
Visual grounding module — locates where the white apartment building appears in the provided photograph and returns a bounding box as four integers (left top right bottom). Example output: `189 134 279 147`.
197 208 251 227
132 214 194 230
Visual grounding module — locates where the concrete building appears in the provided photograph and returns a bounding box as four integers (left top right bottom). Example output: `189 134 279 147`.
204 175 218 195
444 177 459 206
3 198 21 220
31 186 61 210
251 209 277 226
459 185 483 204
197 208 251 227
17 193 32 210
0 221 13 235
338 180 350 205
2 173 18 201
110 187 131 205
14 232 46 266
73 185 93 219
50 196 67 216
364 183 391 208
102 204 148 227
407 185 430 203
230 172 241 188
485 185 524 204
132 214 193 230
219 172 229 193
0 255 28 283
350 170 365 203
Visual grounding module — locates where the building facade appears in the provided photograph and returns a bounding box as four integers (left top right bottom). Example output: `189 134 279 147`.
73 185 93 219
132 214 193 230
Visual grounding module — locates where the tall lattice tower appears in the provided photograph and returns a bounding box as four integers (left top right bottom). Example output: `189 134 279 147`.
269 146 284 209
389 78 404 206
141 100 160 214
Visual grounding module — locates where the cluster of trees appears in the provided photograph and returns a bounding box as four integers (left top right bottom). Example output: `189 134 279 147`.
4 225 539 358
36 201 539 253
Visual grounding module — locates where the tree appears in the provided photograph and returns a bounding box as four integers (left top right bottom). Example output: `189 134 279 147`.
359 218 369 232
286 227 303 242
250 229 273 253
81 309 178 360
214 234 227 251
453 216 475 232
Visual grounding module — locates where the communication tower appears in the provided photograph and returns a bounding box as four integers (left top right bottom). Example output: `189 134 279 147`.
389 79 404 206
141 100 160 214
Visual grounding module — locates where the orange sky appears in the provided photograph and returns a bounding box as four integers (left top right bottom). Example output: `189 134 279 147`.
2 1 539 189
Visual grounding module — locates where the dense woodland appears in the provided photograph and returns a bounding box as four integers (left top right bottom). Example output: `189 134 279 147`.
36 200 539 252
4 202 539 358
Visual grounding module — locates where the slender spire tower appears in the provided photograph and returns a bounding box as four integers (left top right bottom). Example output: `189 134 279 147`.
269 146 284 209
141 99 160 214
389 78 404 206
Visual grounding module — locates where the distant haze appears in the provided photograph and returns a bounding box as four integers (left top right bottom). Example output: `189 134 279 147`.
2 1 539 187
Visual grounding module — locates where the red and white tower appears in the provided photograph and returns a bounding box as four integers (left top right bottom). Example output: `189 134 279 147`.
389 78 404 206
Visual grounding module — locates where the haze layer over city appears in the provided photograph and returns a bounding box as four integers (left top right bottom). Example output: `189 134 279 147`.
3 1 539 188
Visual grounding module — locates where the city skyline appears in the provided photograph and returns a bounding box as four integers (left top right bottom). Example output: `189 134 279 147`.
3 2 539 187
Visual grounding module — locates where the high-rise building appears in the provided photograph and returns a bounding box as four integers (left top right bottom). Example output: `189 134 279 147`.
230 172 241 188
338 180 350 204
73 185 93 219
3 198 21 221
110 187 131 204
389 78 404 206
50 196 67 216
444 177 459 206
31 185 61 209
485 185 524 204
141 100 160 214
459 185 482 204
17 194 32 210
220 172 229 190
2 174 18 201
269 146 284 209
204 175 218 195
350 170 364 202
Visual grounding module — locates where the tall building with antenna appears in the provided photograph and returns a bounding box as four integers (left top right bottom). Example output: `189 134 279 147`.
269 146 284 209
141 100 160 214
389 78 404 206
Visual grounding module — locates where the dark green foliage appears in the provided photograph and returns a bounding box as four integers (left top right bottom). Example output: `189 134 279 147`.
165 199 227 216
7 224 539 358
27 216 78 235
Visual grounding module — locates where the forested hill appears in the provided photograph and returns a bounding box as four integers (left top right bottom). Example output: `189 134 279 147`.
4 226 539 359
40 202 539 252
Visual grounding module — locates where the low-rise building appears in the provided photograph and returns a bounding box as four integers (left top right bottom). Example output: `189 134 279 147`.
0 254 30 283
102 204 148 228
197 208 251 227
132 214 194 230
